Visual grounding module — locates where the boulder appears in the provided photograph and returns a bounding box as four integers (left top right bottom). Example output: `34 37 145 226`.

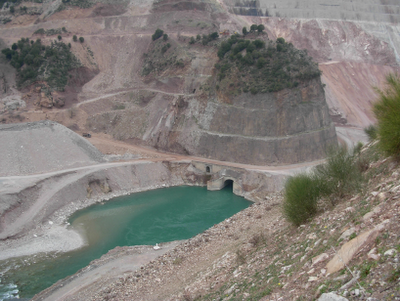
326 221 388 274
39 92 53 108
318 292 348 301
312 253 329 266
52 92 65 108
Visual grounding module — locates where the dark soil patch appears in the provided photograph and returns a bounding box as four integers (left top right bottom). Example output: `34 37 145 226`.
90 4 127 17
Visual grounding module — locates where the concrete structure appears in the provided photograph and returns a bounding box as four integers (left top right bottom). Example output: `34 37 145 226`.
191 161 288 198
207 169 243 195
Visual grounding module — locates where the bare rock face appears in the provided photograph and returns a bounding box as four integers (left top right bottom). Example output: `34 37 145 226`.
87 77 336 165
52 92 65 108
39 92 53 108
154 77 337 165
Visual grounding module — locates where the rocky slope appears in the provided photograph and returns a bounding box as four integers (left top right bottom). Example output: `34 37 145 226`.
34 143 400 301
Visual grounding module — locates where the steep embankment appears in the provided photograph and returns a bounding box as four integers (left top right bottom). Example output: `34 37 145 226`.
33 148 400 301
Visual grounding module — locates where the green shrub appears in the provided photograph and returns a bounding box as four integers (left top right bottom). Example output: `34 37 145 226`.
152 29 164 41
373 73 400 158
314 146 363 203
364 124 378 141
34 28 46 35
73 35 77 42
79 37 84 43
282 173 320 226
283 145 365 226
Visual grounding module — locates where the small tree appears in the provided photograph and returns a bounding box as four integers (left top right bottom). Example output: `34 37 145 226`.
250 24 258 32
210 32 219 40
189 36 195 44
152 29 164 41
57 35 62 41
79 37 84 43
242 27 248 35
10 6 14 13
11 43 18 50
73 35 77 42
163 33 168 41
276 37 285 44
257 24 265 33
196 34 201 41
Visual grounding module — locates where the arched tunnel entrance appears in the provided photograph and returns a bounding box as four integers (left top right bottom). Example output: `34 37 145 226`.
222 179 234 190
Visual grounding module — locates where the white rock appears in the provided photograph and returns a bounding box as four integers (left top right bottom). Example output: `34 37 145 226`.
318 292 349 301
308 276 318 282
344 207 355 213
367 249 380 261
308 233 317 240
307 268 315 274
48 221 53 225
375 219 390 231
384 249 397 256
339 228 356 241
312 253 329 266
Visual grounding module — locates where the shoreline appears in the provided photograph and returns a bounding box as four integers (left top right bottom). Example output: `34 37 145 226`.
0 181 204 262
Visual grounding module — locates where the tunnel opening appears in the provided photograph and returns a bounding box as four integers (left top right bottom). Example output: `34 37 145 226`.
222 179 234 191
206 166 211 173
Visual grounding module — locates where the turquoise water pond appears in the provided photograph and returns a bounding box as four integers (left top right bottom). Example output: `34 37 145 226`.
0 185 251 299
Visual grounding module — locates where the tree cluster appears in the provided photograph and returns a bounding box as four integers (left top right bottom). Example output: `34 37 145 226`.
1 37 81 90
242 24 265 35
189 32 219 46
215 35 321 95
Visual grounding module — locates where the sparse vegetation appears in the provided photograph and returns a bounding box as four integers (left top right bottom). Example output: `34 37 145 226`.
142 36 186 76
60 0 93 9
188 32 219 46
1 37 81 91
34 28 65 36
283 145 365 226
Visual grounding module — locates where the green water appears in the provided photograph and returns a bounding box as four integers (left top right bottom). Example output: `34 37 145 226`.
0 185 250 299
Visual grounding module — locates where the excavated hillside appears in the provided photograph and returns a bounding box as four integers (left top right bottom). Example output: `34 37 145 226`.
0 0 398 165
0 0 399 300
